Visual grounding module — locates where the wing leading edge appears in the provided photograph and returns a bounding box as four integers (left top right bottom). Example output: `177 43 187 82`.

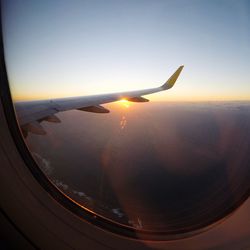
14 65 184 136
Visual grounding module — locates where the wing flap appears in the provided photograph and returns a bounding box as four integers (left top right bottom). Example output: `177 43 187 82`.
127 97 149 102
42 115 61 123
21 122 46 137
77 105 110 113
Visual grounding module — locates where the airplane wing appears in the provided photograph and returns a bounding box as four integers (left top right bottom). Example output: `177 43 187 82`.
14 65 184 136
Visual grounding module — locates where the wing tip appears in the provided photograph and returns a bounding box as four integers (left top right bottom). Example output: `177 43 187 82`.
161 65 184 90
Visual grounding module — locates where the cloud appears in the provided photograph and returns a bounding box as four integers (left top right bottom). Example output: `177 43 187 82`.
112 208 124 218
32 152 53 175
72 190 92 201
53 179 69 191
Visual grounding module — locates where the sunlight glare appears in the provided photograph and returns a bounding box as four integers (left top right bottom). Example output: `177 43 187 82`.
118 99 132 109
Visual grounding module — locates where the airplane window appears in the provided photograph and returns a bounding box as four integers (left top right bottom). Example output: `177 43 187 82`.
1 0 250 240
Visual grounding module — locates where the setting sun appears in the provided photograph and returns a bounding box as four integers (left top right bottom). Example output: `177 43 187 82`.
118 99 132 109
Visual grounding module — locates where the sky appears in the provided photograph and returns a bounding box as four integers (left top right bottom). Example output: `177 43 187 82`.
2 0 250 102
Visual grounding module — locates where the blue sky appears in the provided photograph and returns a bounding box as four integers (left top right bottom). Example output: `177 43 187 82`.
2 0 250 101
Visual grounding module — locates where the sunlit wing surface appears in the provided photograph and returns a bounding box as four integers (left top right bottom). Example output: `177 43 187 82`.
14 66 184 136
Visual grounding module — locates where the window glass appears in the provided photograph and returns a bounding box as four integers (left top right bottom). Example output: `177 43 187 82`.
2 0 250 238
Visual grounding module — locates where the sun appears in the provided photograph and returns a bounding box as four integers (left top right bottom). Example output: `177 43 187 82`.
118 99 131 108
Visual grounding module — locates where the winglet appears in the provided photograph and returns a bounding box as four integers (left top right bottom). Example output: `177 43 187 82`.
161 65 184 90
